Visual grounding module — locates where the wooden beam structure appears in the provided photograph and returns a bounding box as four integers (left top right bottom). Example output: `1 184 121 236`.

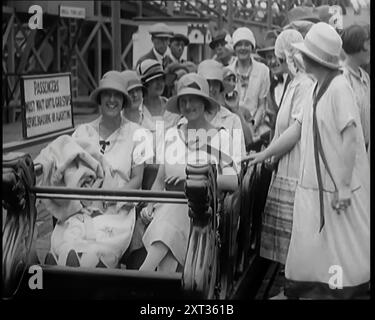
2 0 294 124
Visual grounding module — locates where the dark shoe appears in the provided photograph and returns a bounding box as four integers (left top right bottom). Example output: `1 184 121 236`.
44 252 57 265
66 249 80 267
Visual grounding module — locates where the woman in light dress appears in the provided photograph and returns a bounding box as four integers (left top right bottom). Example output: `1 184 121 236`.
136 59 181 189
245 23 369 299
38 71 148 268
259 30 314 299
139 73 239 272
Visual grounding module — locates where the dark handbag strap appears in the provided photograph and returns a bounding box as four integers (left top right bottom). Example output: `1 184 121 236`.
278 74 292 109
312 70 342 233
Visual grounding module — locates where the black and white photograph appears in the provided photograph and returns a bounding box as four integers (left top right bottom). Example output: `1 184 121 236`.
2 0 370 305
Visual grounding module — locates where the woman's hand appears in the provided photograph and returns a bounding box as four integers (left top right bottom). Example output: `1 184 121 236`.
332 186 351 214
164 175 185 186
140 203 155 225
242 151 267 166
264 156 278 171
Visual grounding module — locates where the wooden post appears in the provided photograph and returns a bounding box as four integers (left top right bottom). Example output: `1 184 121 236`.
267 0 273 29
137 1 143 18
96 1 102 81
215 0 223 30
228 0 234 34
111 0 121 70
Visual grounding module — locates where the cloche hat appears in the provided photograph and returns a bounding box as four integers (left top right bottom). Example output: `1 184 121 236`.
120 70 144 92
232 27 256 49
292 22 342 69
90 71 131 108
197 59 230 92
166 73 219 114
137 59 165 84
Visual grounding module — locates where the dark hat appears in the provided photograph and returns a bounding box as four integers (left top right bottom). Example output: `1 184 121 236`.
170 33 189 46
209 30 227 49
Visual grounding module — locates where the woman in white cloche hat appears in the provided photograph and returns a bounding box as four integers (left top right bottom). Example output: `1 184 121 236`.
228 27 271 138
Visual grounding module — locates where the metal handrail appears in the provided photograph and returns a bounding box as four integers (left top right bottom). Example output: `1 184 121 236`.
30 186 187 204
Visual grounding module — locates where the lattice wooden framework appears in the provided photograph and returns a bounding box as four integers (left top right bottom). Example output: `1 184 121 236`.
2 0 363 123
2 1 139 123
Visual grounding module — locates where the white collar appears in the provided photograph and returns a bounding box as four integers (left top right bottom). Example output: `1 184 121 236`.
153 48 166 63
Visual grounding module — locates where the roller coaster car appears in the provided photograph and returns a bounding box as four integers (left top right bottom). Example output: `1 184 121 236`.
2 152 272 300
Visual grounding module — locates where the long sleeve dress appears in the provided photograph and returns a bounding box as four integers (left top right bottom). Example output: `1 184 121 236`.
284 75 370 299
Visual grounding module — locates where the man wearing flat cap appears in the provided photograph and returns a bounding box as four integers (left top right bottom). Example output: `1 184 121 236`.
136 22 174 69
168 33 189 64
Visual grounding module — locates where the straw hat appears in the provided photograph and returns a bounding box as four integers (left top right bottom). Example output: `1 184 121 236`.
136 59 165 84
165 73 219 114
120 70 144 92
292 22 342 69
197 59 229 92
149 23 173 38
232 27 256 49
90 71 131 108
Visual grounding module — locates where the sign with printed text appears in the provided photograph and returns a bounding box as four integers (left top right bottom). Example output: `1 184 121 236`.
59 5 86 19
21 73 74 139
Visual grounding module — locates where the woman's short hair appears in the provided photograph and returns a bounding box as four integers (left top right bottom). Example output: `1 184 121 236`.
301 52 325 69
341 24 369 55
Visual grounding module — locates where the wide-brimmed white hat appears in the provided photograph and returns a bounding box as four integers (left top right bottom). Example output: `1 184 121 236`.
232 27 256 49
165 73 219 114
90 71 131 108
292 22 342 69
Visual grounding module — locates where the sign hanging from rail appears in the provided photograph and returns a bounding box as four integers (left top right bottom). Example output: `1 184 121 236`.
59 5 86 19
21 73 74 139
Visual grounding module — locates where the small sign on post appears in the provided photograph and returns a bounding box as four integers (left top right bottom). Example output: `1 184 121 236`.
20 73 74 139
59 5 86 19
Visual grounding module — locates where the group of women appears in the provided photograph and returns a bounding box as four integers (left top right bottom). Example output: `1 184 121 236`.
35 20 370 299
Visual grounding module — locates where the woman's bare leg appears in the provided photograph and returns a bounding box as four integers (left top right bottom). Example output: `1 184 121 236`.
157 251 178 272
139 241 169 271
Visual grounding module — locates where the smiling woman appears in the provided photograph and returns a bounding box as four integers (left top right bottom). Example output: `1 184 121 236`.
36 71 150 269
139 73 239 273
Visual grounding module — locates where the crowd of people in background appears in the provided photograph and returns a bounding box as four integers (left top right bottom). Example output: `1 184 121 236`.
33 4 370 300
